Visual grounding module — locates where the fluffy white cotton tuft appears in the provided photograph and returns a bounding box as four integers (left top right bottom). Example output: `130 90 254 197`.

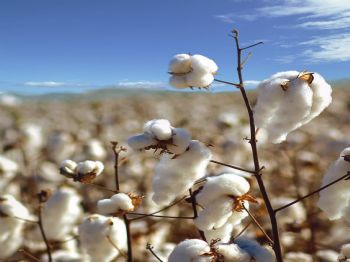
254 71 332 143
40 187 82 240
168 53 218 89
339 243 350 260
152 140 212 206
216 243 251 262
0 195 30 259
127 133 158 150
144 119 173 140
76 160 104 176
60 159 104 183
235 236 275 262
79 214 127 262
166 128 191 155
97 193 134 214
0 155 18 190
168 239 212 262
60 159 77 175
41 250 82 262
317 147 350 222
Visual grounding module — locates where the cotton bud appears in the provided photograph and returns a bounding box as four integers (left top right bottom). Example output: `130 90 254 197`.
79 214 127 262
168 239 212 262
166 128 192 155
317 147 350 222
98 193 142 214
152 140 212 206
168 54 218 89
195 173 252 231
0 195 30 259
38 187 82 241
234 236 275 262
254 71 332 143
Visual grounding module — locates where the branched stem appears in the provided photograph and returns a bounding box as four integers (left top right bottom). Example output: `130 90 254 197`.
127 212 194 219
214 78 241 87
146 243 164 262
232 29 283 262
19 249 41 262
210 159 255 174
37 198 52 262
111 142 133 262
274 171 350 213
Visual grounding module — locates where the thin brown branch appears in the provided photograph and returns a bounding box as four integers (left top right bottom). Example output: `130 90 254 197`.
241 41 264 51
210 159 255 174
19 249 41 262
214 78 241 88
146 243 164 262
127 212 194 220
274 171 350 213
232 29 283 262
231 221 252 242
85 182 118 193
189 189 206 241
37 198 52 262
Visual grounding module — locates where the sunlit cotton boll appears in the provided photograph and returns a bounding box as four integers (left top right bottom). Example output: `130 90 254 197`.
79 214 127 262
0 195 30 260
254 71 331 144
97 193 134 214
127 133 158 150
144 119 173 140
168 239 212 262
75 160 104 176
166 128 191 155
85 139 107 160
235 236 275 262
168 54 192 74
152 140 212 206
216 243 250 262
40 187 82 241
0 155 18 190
190 54 218 74
60 159 77 176
317 147 350 222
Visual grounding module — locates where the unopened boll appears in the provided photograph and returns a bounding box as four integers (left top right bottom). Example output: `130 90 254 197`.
79 214 127 262
235 236 275 262
98 193 134 214
169 54 218 88
40 187 82 240
168 239 212 262
195 173 250 231
0 195 30 259
317 147 350 222
254 71 332 143
152 140 212 206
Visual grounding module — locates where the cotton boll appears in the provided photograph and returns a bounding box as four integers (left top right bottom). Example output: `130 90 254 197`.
0 155 18 190
317 147 350 221
190 54 218 74
186 71 214 88
235 236 275 262
127 133 158 150
272 197 306 225
169 54 191 74
85 139 107 160
41 250 82 262
152 140 212 206
97 193 134 214
79 214 127 262
197 173 250 206
339 243 350 260
40 187 82 241
204 222 234 243
21 123 43 152
149 120 173 140
0 233 24 260
216 243 250 262
169 75 189 88
284 252 312 262
168 239 212 262
167 128 191 155
60 159 77 176
76 160 104 176
317 250 339 262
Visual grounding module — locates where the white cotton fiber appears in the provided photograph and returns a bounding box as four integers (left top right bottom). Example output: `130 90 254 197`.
284 252 313 262
40 187 82 240
339 243 350 260
76 160 104 176
168 239 212 262
41 250 82 262
60 159 77 175
169 75 189 89
152 140 212 206
216 243 251 262
127 133 158 150
254 71 332 144
167 128 191 155
79 214 127 262
190 54 218 74
144 119 173 140
97 193 134 214
0 155 18 190
186 71 214 88
168 54 192 74
235 236 275 262
317 147 350 222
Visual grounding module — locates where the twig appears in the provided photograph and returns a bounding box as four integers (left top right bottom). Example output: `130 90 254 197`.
127 212 194 219
19 249 41 262
210 159 255 174
85 182 118 193
214 78 241 87
111 141 133 262
189 189 206 241
241 51 252 67
241 41 264 51
231 221 252 241
243 205 273 245
232 29 283 262
274 171 350 213
37 194 52 262
107 235 127 258
146 243 164 262
128 196 187 221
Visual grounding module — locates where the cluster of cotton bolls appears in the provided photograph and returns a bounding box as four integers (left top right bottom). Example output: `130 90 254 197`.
254 71 332 143
168 237 274 262
168 54 218 88
60 159 104 183
317 147 350 222
194 173 252 242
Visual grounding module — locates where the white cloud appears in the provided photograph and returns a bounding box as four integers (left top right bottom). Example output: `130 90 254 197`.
214 14 235 23
24 81 82 87
244 80 260 86
116 81 165 88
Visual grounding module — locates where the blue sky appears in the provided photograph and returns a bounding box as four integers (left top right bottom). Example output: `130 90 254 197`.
0 0 349 94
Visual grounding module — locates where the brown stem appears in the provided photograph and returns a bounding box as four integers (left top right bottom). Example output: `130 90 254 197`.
210 159 255 174
231 221 252 241
127 212 194 219
111 142 133 262
19 249 41 262
146 243 164 262
189 189 206 241
214 78 240 87
232 29 283 262
274 171 350 213
37 200 52 262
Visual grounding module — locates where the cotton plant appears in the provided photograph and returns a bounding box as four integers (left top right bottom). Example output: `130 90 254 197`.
97 192 143 215
254 71 332 143
317 147 350 222
60 159 104 183
168 54 218 89
127 119 191 155
194 173 254 233
0 194 31 260
0 155 18 190
78 214 127 262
